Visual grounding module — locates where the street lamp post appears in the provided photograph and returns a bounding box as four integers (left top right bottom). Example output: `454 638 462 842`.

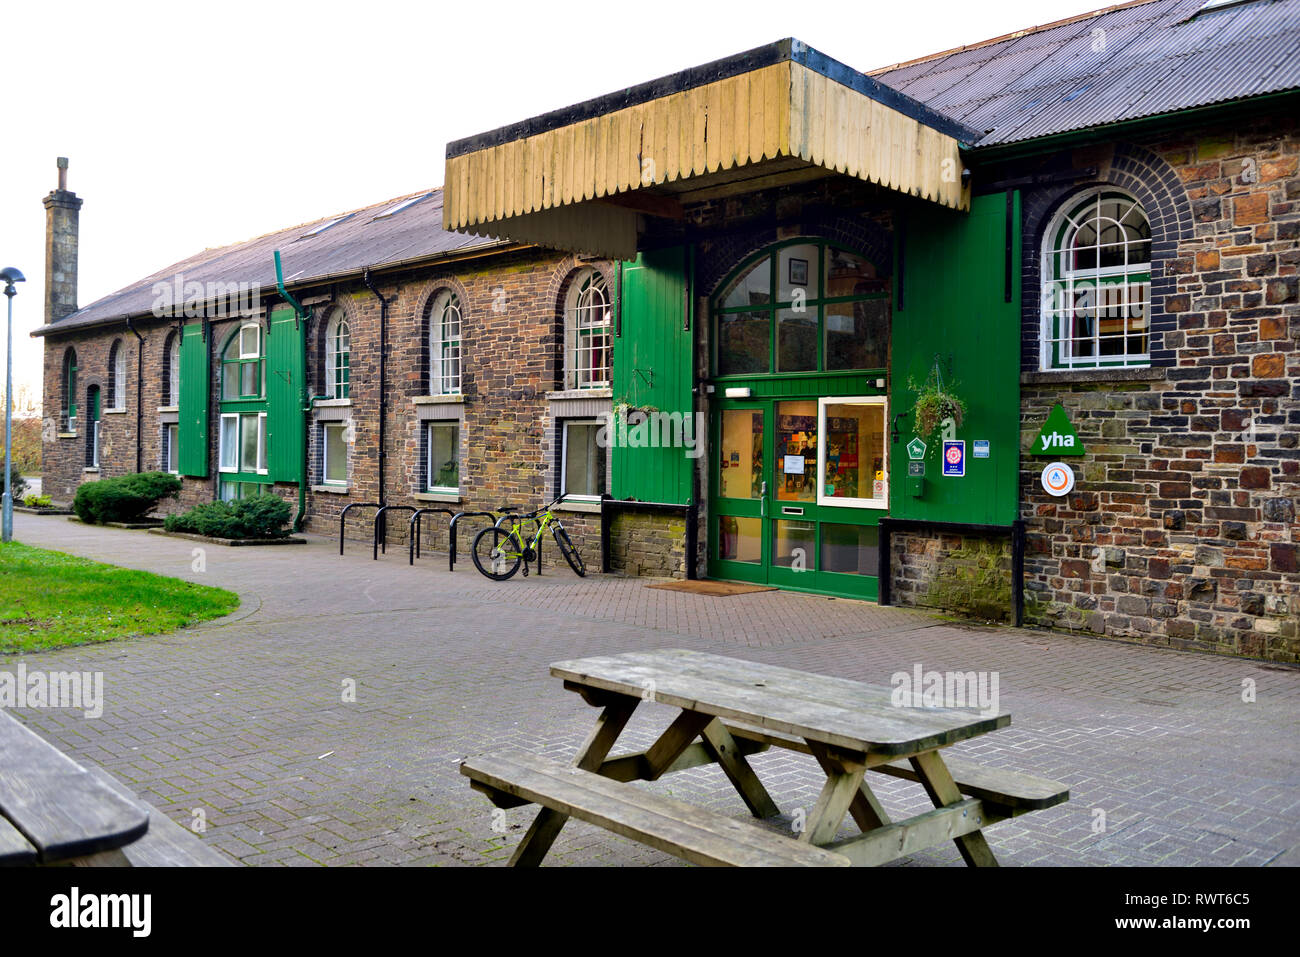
2 267 26 543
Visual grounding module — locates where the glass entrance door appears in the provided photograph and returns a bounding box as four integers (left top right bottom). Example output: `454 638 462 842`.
710 395 887 599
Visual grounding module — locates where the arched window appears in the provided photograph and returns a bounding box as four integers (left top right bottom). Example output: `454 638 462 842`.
107 339 126 410
1043 189 1151 369
85 385 101 468
426 290 461 395
712 240 889 375
62 348 78 432
564 269 611 389
324 310 351 399
162 331 180 407
222 322 264 399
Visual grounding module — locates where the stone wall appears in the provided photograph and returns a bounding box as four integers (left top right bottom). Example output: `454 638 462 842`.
1015 116 1299 661
607 509 688 579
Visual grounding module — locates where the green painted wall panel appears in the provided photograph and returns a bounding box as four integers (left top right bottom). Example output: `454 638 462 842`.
266 305 305 483
611 247 695 505
177 322 209 477
890 192 1021 525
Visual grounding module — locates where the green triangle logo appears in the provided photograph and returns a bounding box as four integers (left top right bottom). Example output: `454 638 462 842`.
1032 403 1085 456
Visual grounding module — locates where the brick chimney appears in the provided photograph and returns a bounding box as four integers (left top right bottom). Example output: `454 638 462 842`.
43 157 82 324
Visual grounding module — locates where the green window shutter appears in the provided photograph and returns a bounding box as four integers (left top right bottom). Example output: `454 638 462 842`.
611 246 695 505
177 322 209 477
890 191 1021 525
266 305 305 483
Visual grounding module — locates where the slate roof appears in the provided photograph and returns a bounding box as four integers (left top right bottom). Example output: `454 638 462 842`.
40 0 1300 336
872 0 1300 147
36 188 497 335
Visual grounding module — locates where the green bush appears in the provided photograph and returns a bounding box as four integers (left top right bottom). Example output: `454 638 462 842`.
5 463 27 501
163 493 291 540
73 471 181 524
22 494 53 508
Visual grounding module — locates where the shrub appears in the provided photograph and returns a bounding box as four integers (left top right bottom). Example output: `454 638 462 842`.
164 493 292 540
22 494 53 508
73 471 181 524
4 463 27 501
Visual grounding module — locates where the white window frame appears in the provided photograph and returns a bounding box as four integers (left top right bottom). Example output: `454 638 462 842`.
425 422 461 494
325 312 351 400
165 423 179 475
256 411 268 475
428 290 462 396
322 422 349 486
110 342 126 411
218 412 266 474
1041 188 1152 371
565 269 611 390
560 419 605 502
816 396 888 510
238 323 260 359
167 335 181 406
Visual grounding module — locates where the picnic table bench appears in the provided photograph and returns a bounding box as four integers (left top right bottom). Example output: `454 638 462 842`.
462 648 1068 867
0 710 233 867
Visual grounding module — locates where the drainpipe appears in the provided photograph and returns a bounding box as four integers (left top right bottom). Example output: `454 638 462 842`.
124 316 144 474
274 251 312 530
361 268 388 509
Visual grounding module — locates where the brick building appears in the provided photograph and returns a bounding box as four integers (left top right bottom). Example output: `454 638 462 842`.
37 0 1300 660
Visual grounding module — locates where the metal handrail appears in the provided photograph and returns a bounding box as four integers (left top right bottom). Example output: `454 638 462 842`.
373 504 417 560
409 507 456 565
339 502 382 556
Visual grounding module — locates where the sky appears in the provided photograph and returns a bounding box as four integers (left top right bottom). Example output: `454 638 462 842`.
0 0 1113 407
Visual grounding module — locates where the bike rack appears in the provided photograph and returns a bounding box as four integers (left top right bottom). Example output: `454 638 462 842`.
373 504 417 560
449 511 498 572
339 502 382 556
409 507 456 565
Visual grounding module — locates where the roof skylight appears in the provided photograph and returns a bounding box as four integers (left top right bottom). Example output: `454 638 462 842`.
372 193 433 220
299 214 354 238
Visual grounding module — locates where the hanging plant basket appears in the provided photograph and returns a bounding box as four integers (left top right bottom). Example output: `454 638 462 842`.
907 363 967 439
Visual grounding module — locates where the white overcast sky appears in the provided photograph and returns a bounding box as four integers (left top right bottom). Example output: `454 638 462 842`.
1 0 1105 401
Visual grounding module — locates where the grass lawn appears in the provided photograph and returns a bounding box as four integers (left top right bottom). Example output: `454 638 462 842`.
0 541 239 654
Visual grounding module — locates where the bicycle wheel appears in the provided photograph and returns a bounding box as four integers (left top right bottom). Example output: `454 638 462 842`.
472 526 523 581
553 526 586 577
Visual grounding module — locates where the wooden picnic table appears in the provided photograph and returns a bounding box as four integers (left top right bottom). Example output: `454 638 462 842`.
0 710 233 867
463 648 1068 867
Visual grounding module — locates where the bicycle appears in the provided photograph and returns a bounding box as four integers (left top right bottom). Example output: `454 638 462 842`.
470 496 587 580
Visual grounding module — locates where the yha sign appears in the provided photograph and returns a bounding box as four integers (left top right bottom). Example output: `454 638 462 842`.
1031 404 1086 456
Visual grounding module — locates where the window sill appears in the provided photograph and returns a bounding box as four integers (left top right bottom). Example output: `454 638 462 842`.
557 499 602 514
1022 368 1165 385
58 432 77 439
83 467 100 474
414 491 461 504
547 388 612 401
157 405 178 414
312 484 350 494
104 408 127 415
313 398 352 408
412 394 464 405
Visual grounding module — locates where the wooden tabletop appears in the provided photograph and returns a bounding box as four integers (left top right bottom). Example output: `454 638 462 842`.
0 712 149 864
552 648 1009 755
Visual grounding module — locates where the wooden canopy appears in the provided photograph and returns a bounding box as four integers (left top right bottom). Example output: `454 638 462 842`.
443 40 976 260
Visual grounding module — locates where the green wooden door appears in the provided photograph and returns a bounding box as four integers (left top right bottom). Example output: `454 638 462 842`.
612 247 694 505
266 305 305 484
177 322 209 477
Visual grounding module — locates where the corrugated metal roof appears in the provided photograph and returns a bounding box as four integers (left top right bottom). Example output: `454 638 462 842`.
37 187 496 336
874 0 1300 147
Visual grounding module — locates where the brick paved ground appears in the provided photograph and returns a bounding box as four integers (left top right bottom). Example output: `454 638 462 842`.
4 513 1298 867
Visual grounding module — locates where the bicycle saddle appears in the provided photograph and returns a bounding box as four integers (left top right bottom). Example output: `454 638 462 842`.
497 504 520 512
